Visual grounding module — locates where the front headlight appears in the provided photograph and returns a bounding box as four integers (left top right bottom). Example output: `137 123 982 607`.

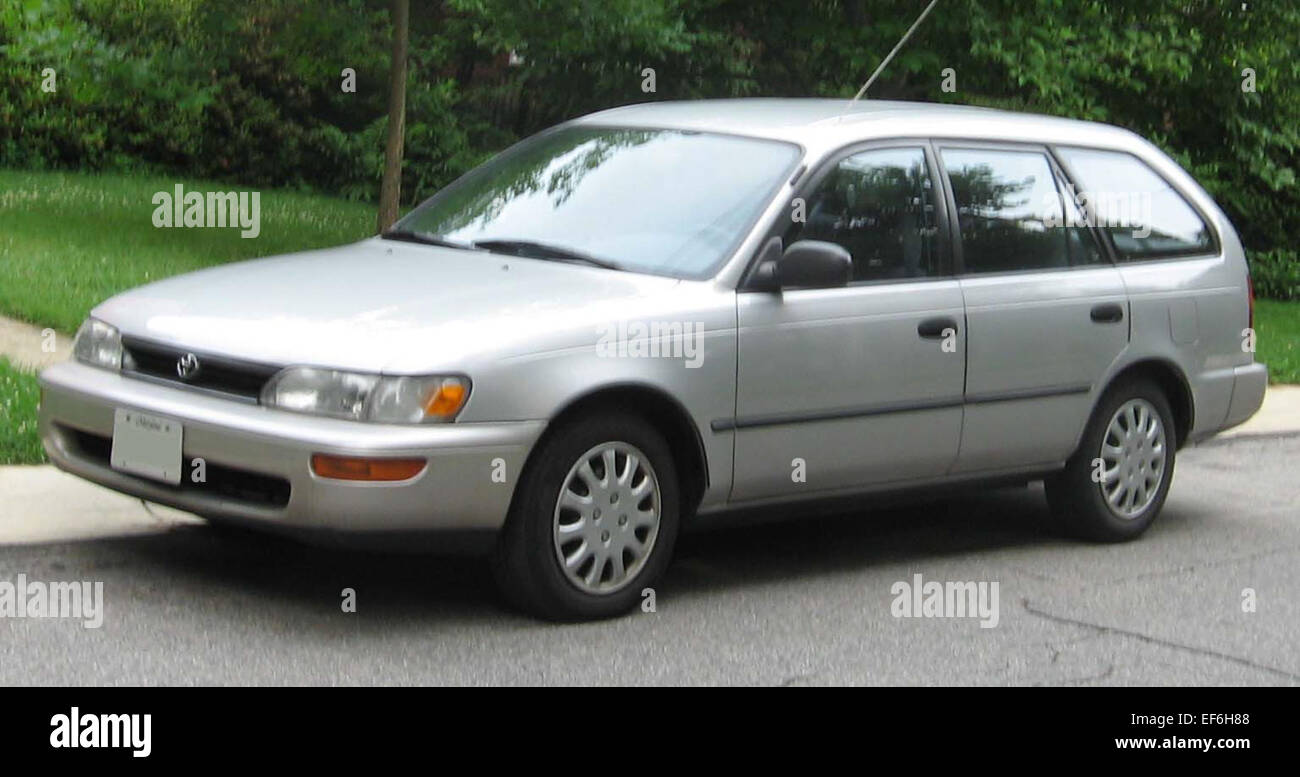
260 368 470 424
72 318 123 371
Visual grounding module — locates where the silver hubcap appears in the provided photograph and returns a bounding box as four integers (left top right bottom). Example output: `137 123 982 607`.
1098 398 1167 519
552 441 661 595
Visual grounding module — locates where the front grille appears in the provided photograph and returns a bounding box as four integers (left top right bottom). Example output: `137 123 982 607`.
122 336 280 401
68 428 292 508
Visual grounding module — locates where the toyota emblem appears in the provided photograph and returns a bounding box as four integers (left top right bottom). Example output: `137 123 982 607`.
176 352 201 380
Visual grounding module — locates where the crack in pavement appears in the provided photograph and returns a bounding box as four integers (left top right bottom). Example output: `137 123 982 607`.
1047 631 1107 665
1050 663 1115 687
1021 597 1300 683
1075 544 1300 590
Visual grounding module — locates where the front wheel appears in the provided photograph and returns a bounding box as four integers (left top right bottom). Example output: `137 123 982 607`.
1046 378 1177 542
490 411 680 620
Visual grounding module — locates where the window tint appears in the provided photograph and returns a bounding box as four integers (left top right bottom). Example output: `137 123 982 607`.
942 148 1103 274
1055 147 1214 259
788 147 943 281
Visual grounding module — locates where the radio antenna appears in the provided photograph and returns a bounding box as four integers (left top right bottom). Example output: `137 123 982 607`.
839 0 940 120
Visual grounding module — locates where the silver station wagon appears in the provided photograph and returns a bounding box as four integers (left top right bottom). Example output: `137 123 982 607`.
39 99 1267 620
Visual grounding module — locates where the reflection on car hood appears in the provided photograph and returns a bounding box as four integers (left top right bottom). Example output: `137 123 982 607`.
94 238 684 373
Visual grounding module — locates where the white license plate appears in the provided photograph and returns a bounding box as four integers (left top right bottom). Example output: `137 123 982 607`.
110 409 183 485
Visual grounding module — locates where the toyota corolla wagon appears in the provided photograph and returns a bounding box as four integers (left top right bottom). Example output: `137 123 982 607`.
39 99 1267 620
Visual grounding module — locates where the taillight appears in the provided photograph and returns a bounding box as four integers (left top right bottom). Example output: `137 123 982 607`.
1247 273 1255 331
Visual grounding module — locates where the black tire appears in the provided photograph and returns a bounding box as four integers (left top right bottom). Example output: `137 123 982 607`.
1045 377 1177 542
490 411 680 621
199 515 262 540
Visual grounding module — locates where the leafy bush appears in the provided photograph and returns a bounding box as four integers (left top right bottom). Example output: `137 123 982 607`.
2 0 1297 263
1250 250 1300 302
0 0 213 173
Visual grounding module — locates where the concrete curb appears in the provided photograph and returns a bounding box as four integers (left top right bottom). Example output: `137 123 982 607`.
0 316 70 370
1196 429 1300 447
1216 385 1300 440
0 465 200 544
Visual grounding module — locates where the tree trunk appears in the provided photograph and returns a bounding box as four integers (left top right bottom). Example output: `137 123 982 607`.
376 0 410 233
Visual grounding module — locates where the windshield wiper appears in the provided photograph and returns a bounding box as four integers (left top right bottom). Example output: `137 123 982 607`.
381 229 481 252
472 239 624 271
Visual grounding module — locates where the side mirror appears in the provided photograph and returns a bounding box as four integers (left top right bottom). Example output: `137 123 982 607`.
778 240 851 289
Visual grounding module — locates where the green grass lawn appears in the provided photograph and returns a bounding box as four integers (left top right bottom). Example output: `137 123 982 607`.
0 169 376 333
0 168 376 464
1256 299 1300 384
0 358 43 464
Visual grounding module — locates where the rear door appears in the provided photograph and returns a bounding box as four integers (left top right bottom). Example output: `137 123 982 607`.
936 143 1130 473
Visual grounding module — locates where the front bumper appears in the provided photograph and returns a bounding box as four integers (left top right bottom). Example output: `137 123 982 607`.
38 361 544 534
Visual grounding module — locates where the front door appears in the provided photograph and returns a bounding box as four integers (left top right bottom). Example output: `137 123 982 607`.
731 144 965 501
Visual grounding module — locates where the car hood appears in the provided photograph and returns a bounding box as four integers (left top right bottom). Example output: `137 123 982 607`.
94 238 689 373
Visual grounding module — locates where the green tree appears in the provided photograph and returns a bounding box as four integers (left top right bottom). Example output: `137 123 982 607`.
377 0 409 232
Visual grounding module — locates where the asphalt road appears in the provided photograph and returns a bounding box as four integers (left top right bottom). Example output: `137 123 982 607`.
2 434 1297 686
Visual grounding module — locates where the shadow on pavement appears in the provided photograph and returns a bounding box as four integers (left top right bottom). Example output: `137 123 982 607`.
5 483 1067 626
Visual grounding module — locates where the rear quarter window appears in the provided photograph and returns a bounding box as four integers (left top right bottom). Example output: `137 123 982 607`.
1054 147 1216 260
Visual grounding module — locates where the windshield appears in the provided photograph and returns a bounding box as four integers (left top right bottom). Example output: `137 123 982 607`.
392 126 801 278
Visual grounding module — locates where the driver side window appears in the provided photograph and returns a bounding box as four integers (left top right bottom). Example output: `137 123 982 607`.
787 147 945 282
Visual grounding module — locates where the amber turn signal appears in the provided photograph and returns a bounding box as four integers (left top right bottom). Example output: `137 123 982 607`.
311 454 427 481
423 379 468 418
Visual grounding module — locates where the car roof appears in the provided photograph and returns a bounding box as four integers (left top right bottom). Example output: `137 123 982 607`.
574 98 1143 152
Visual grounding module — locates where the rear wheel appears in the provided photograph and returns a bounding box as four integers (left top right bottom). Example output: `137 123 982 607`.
491 411 680 620
1046 378 1176 541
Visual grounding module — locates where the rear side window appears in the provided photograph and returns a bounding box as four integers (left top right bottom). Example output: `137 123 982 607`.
787 146 945 282
1055 147 1215 260
941 148 1104 274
